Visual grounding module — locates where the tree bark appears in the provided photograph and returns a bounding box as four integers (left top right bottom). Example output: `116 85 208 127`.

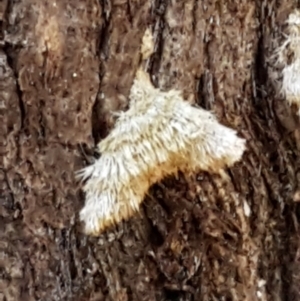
2 0 300 301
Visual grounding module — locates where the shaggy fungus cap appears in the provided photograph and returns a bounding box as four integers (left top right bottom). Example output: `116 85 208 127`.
78 69 246 235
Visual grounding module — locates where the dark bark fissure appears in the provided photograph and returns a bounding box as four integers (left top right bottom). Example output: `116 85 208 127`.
3 46 25 131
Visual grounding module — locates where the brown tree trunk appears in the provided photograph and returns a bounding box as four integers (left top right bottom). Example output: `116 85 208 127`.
2 0 300 301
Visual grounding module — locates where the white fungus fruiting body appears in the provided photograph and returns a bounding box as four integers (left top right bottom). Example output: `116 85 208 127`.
78 69 246 235
276 9 300 110
282 59 300 106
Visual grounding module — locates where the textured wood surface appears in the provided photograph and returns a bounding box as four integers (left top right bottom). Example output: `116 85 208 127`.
2 0 300 300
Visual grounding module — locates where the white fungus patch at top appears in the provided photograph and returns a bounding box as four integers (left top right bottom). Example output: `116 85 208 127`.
274 9 300 112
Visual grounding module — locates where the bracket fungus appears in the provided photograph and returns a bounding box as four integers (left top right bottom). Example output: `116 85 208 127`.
77 68 246 235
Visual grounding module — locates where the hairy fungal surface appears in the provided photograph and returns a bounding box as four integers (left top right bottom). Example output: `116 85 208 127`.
274 9 300 111
78 69 246 235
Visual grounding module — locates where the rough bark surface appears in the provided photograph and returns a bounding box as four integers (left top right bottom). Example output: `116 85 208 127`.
2 0 300 301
